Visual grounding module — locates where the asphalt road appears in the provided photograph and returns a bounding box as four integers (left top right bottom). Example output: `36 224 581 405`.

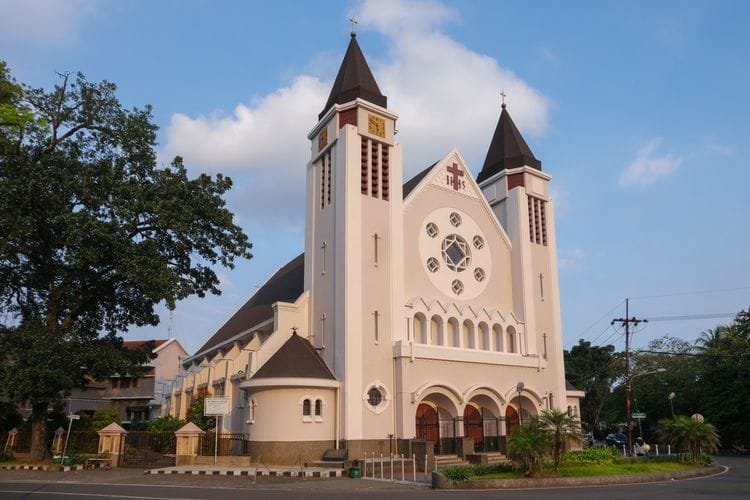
0 456 747 499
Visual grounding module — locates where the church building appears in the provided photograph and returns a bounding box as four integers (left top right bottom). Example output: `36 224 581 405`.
164 33 583 464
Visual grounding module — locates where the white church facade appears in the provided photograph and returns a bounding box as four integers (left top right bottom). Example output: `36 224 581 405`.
164 33 583 464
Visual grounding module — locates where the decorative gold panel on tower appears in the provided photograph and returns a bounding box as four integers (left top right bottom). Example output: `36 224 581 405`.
368 114 385 138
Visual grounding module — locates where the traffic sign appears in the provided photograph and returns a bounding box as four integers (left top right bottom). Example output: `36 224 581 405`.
67 414 80 420
632 412 646 419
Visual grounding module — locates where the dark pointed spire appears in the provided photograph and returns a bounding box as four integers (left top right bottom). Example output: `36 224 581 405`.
318 34 387 119
476 104 541 184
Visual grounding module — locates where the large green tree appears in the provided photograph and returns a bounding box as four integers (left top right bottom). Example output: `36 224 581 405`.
0 61 252 460
563 340 622 436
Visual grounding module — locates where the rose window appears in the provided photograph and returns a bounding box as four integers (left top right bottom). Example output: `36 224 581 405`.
441 234 471 272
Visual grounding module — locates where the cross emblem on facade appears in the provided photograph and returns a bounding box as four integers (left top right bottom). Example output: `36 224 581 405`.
446 163 465 191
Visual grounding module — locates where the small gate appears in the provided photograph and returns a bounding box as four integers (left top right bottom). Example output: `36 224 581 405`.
121 431 176 468
199 433 248 456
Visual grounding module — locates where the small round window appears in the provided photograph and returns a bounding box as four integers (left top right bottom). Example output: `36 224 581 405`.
451 279 464 295
367 388 383 407
473 235 485 250
449 212 462 227
474 267 486 282
426 257 440 273
425 222 439 238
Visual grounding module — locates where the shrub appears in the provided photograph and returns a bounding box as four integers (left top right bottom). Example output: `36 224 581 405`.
147 415 186 433
443 465 472 481
507 419 550 476
657 415 720 463
0 451 15 462
564 447 619 465
92 408 121 430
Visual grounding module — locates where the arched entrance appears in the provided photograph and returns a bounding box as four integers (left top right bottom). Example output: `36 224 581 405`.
463 405 483 451
416 403 439 446
505 405 519 436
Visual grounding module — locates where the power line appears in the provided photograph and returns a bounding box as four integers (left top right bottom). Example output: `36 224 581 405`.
574 299 625 343
645 312 737 322
629 285 750 301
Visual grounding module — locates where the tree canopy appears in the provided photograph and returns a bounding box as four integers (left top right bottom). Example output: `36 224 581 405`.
0 61 252 459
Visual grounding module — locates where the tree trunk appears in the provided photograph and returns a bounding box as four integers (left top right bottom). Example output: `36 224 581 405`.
30 401 49 461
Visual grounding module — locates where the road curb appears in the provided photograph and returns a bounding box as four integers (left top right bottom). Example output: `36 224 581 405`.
432 464 726 489
145 468 345 478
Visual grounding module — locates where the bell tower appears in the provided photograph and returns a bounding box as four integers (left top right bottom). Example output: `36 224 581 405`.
304 32 404 448
476 101 568 409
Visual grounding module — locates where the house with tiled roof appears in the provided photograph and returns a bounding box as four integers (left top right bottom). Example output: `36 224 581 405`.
166 32 582 464
68 338 186 425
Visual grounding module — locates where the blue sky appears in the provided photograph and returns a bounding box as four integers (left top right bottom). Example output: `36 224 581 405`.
2 0 748 354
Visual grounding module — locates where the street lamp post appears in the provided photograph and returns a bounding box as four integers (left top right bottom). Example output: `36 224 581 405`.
516 382 525 425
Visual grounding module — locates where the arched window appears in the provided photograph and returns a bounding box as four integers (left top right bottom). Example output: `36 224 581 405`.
507 326 517 353
315 399 323 421
414 313 427 344
303 399 311 417
447 318 460 347
479 322 490 351
430 315 444 346
462 320 475 349
493 324 503 352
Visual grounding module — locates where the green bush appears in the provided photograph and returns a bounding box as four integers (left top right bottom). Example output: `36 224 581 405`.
0 451 15 462
147 415 186 433
92 408 121 430
564 447 619 465
470 463 514 476
443 465 472 481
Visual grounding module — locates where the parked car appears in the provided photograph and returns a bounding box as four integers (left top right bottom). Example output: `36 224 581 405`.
606 433 627 448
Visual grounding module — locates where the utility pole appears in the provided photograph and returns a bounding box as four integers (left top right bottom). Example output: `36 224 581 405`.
611 298 647 456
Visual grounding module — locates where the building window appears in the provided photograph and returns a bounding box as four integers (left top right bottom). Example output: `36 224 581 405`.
381 144 390 201
361 138 369 195
528 196 548 246
472 235 484 250
367 388 383 407
371 141 379 198
303 399 311 416
314 399 323 422
425 222 439 238
451 279 464 295
473 267 485 282
449 212 462 227
441 234 471 272
426 257 440 273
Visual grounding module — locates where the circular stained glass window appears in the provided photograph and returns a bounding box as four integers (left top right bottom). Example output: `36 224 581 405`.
367 388 383 407
441 234 471 272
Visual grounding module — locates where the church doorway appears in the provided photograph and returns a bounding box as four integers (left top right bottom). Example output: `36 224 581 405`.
416 403 439 449
463 405 483 451
505 405 519 436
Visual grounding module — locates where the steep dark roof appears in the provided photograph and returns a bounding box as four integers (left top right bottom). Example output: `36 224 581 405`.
252 332 335 380
319 34 387 119
402 162 438 199
476 105 541 184
122 339 166 351
195 254 304 355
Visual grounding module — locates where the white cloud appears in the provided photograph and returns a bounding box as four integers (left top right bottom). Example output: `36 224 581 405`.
162 0 549 223
619 138 682 188
0 0 99 45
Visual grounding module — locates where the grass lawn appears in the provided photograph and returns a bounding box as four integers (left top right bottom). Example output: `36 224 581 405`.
468 461 698 480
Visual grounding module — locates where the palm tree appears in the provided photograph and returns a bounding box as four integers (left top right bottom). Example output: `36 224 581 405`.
507 418 549 476
658 415 720 462
539 409 582 471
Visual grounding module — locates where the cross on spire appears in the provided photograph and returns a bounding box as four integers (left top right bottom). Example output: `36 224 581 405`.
500 89 507 109
349 16 358 36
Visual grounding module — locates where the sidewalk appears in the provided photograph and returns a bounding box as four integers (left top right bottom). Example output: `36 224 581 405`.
146 465 345 478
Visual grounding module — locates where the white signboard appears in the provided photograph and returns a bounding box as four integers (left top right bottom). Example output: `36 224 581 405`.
204 397 230 416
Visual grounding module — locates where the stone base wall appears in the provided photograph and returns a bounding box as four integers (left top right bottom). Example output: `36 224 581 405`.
194 455 253 466
247 440 334 466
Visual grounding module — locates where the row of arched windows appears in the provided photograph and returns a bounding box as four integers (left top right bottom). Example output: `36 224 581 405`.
412 313 519 353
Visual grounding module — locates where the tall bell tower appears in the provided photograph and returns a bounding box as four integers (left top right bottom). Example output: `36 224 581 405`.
304 32 404 449
476 101 568 409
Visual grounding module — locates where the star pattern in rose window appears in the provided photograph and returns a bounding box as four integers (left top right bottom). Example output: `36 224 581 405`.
441 234 471 272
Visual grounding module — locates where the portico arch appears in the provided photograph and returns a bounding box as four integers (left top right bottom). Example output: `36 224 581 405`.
415 388 460 455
